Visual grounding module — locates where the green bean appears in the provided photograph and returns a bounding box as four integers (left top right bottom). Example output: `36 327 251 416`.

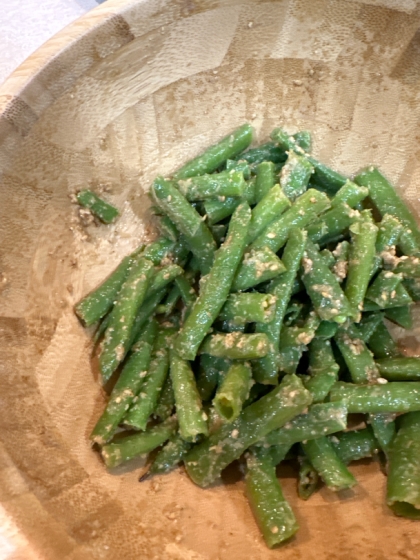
129 288 168 345
245 448 299 548
154 376 175 421
123 327 176 431
329 427 379 464
75 250 139 327
298 455 319 500
250 189 330 253
306 203 356 246
101 416 177 468
151 177 216 274
305 338 339 402
174 124 253 179
232 247 286 292
384 306 412 329
171 235 191 266
142 237 176 265
301 436 357 491
253 228 307 384
277 313 320 375
246 185 291 243
395 256 420 278
334 323 379 384
147 264 183 297
76 189 119 223
235 142 285 165
269 443 292 466
331 180 369 208
213 361 252 422
364 283 412 310
219 293 277 325
177 170 245 201
147 434 192 476
90 321 158 444
280 151 313 201
157 215 179 242
262 402 347 447
196 355 231 402
254 161 277 202
371 214 402 275
314 321 338 340
365 271 403 308
204 197 241 224
174 275 196 308
354 167 420 255
184 374 312 487
329 381 420 413
367 321 399 359
199 332 270 360
209 223 227 245
226 159 251 179
293 130 312 152
357 312 384 343
99 257 154 383
345 217 378 320
320 248 335 268
369 413 396 453
301 238 352 323
170 351 208 442
174 203 251 360
375 357 420 381
402 277 420 302
270 128 347 193
156 284 180 316
387 411 420 519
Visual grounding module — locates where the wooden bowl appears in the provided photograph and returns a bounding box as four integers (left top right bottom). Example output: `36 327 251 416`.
1 1 420 558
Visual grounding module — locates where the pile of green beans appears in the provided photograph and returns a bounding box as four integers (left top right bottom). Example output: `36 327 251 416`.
75 124 420 550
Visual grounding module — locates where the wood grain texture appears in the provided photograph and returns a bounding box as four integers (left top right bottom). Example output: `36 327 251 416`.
1 0 420 558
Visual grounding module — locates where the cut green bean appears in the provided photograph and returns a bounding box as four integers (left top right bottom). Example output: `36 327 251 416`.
75 249 140 326
156 284 180 316
170 351 208 442
306 203 357 246
245 448 299 548
298 455 319 500
246 185 291 243
219 293 277 325
226 159 251 180
384 306 412 329
354 167 420 255
262 402 347 447
175 203 251 360
151 177 216 274
375 357 420 381
301 436 357 491
293 130 312 152
330 381 420 413
369 413 396 453
314 321 338 340
357 312 384 343
367 321 399 359
371 214 402 275
177 170 245 201
129 288 168 345
329 427 379 464
99 257 154 383
305 338 339 402
345 217 378 320
253 228 307 384
196 354 231 402
184 374 312 487
147 433 193 476
147 264 183 297
387 411 420 519
209 223 227 245
199 332 270 360
123 327 176 431
334 323 379 384
174 124 253 179
251 189 330 253
157 215 179 242
154 376 175 421
280 151 313 201
101 416 177 468
204 197 241 225
90 321 158 444
254 161 277 202
174 275 196 307
236 142 285 165
301 238 352 323
213 361 252 422
331 241 350 283
402 277 420 301
142 237 176 265
232 247 286 292
395 256 420 278
365 271 403 307
331 180 369 209
76 189 119 223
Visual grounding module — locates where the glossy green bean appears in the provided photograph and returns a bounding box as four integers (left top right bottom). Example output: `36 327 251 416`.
367 321 399 359
235 142 285 165
305 338 339 402
154 376 175 421
365 271 403 307
330 381 420 413
375 357 420 381
384 306 413 329
280 151 313 201
298 455 319 500
329 427 379 464
254 161 277 202
199 332 270 360
196 354 231 402
334 323 379 384
213 361 253 422
177 170 245 201
232 247 286 292
76 189 119 223
219 293 277 325
246 185 291 243
331 180 369 208
147 434 192 476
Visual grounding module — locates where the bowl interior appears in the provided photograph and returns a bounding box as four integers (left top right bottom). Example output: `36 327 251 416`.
1 0 420 558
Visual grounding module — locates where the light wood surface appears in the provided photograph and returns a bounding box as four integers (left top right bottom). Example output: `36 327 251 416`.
1 1 420 559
